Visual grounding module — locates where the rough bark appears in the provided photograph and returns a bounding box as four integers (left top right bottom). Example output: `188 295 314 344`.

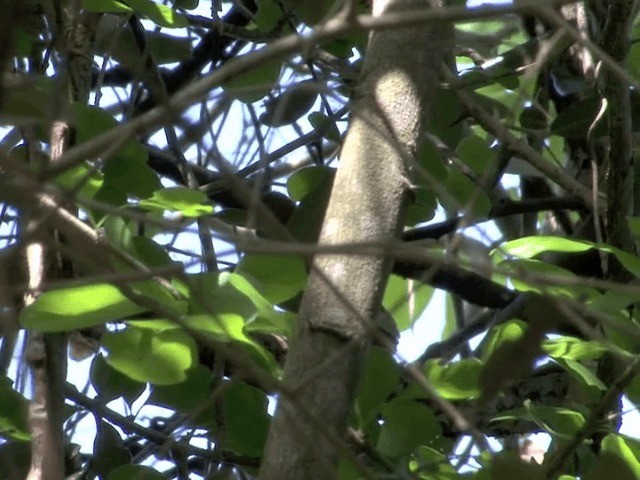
258 2 451 479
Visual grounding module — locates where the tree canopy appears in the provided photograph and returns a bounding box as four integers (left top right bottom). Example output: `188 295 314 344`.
1 0 640 479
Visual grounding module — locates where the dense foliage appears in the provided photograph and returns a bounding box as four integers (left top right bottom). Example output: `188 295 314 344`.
1 0 640 479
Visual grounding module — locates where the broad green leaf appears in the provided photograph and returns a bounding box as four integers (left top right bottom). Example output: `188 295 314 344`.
83 0 132 12
74 105 154 196
455 134 495 177
355 347 401 426
0 442 30 479
308 112 341 143
124 0 188 28
173 0 198 9
442 170 491 217
520 105 547 130
0 376 29 441
287 177 332 242
416 138 448 185
131 236 174 267
405 188 437 226
93 421 131 477
20 283 147 331
497 258 598 298
236 253 307 304
139 187 213 217
90 186 127 224
107 465 164 480
585 434 640 480
494 401 585 438
542 336 607 361
90 354 146 406
149 364 215 424
54 163 103 200
287 166 334 202
411 446 458 476
555 358 606 390
280 0 335 25
495 236 593 260
254 0 283 31
382 275 433 331
222 60 281 103
428 88 464 149
0 75 53 121
128 313 279 374
377 400 441 458
221 382 270 457
490 452 545 480
187 272 258 318
423 358 482 400
480 319 527 361
259 81 321 127
551 95 607 139
103 326 197 385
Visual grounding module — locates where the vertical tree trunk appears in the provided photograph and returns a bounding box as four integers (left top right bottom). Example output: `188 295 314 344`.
258 2 451 479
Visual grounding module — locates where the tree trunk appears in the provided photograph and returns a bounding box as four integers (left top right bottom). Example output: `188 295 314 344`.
258 2 451 479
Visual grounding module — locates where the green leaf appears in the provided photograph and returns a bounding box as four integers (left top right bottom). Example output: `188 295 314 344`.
90 354 146 406
494 401 585 439
83 0 132 12
287 166 334 202
260 81 321 127
0 376 29 441
377 400 441 458
490 452 545 480
585 434 640 480
382 275 433 331
149 364 214 423
542 336 607 361
0 442 30 479
53 162 103 201
355 347 401 426
107 465 164 480
222 60 281 103
254 0 284 31
442 170 491 217
173 0 198 10
123 0 188 28
551 95 607 139
103 326 197 385
428 88 464 149
405 188 437 226
93 421 131 477
423 358 482 400
455 134 495 177
139 187 213 217
554 358 606 390
494 235 593 260
497 258 598 298
308 112 341 143
131 236 174 267
416 138 448 185
221 382 270 457
236 254 307 304
20 283 147 332
520 105 547 130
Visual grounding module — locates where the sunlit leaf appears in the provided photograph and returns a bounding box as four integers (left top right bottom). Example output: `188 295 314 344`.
124 0 188 28
103 326 197 385
423 358 482 400
0 376 29 441
139 187 213 217
236 253 307 304
382 275 433 331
